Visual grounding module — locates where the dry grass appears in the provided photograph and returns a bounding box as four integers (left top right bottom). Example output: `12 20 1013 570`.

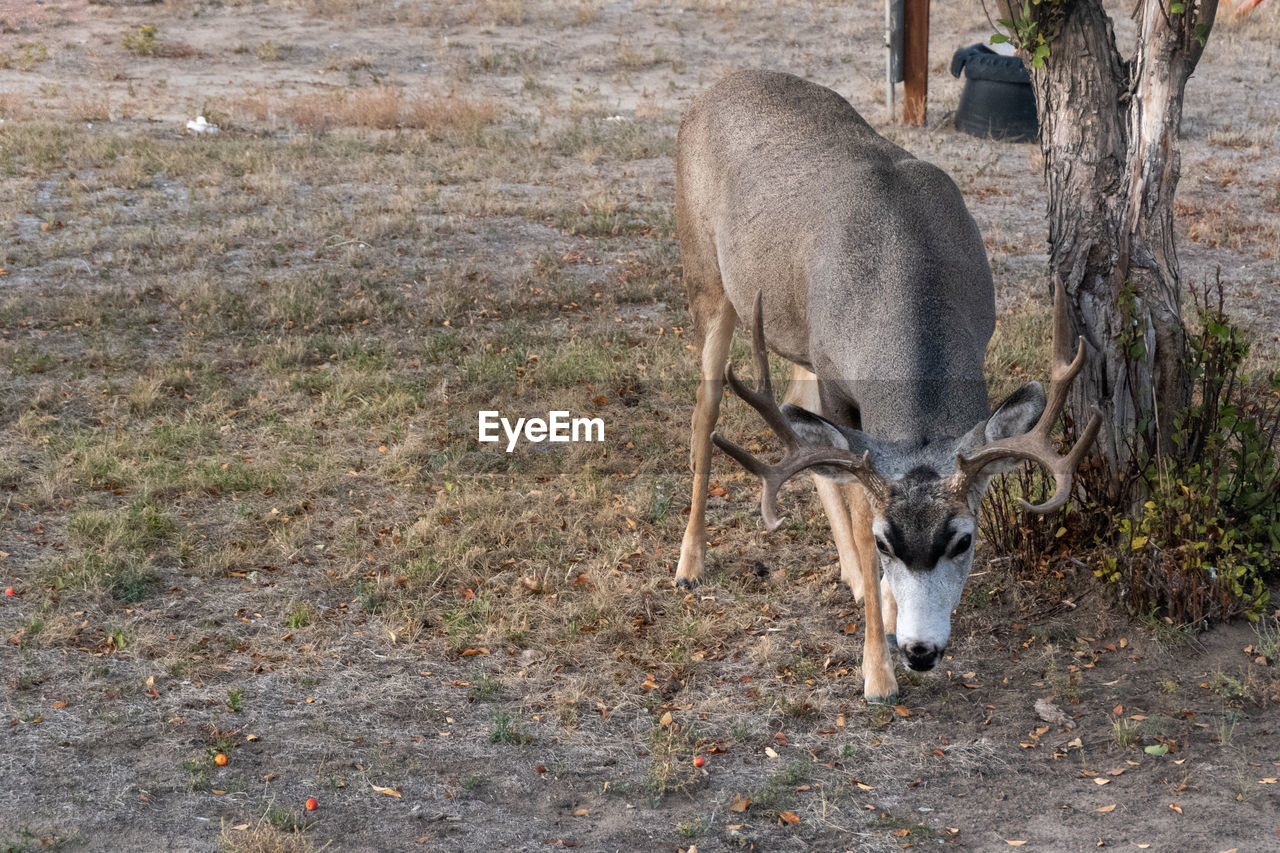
0 92 27 120
1 1 1278 851
235 87 505 135
219 813 315 853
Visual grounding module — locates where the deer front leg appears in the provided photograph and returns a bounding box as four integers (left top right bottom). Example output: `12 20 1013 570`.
849 483 898 704
676 301 737 588
811 477 895 702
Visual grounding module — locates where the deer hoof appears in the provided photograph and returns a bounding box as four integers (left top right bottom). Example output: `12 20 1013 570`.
885 632 898 651
865 692 899 706
674 576 701 590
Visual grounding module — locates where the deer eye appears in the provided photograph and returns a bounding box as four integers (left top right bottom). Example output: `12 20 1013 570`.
948 533 973 559
875 537 892 557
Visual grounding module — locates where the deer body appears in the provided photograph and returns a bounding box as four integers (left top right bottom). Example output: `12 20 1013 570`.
675 70 1097 703
678 70 994 444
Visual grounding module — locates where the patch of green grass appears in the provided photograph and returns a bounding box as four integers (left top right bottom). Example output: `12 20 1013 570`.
1206 669 1247 700
984 300 1051 401
182 756 212 792
0 40 49 71
1139 607 1198 649
489 711 533 745
443 596 491 651
1112 716 1140 749
549 117 675 161
1044 647 1082 704
104 625 130 652
469 674 502 701
108 564 157 604
227 689 245 713
676 815 709 839
286 604 313 629
264 803 306 833
869 813 935 844
68 502 175 553
744 763 807 820
1252 614 1280 663
3 350 57 376
646 721 700 802
555 205 671 238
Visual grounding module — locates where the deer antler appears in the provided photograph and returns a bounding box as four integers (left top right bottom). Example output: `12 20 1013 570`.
712 293 890 531
951 284 1102 512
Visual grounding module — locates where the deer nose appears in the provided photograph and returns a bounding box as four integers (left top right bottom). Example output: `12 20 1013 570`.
903 642 942 672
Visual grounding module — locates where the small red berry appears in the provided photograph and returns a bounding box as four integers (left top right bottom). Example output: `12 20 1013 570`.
305 798 318 811
214 753 229 766
3 588 15 596
693 755 705 768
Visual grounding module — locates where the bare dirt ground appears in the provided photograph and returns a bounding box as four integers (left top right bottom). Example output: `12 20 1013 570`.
2 2 1279 851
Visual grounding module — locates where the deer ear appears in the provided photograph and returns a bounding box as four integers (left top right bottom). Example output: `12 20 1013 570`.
956 382 1047 475
985 381 1046 443
782 404 882 481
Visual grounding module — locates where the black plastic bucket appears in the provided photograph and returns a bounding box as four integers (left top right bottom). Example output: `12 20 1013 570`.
950 44 1038 143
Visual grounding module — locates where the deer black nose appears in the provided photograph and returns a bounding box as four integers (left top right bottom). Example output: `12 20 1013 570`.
903 642 942 672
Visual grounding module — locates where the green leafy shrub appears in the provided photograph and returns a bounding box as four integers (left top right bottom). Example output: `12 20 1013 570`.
123 25 160 57
1099 276 1279 624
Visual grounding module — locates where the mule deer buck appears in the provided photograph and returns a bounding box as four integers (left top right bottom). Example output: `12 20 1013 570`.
674 70 1099 703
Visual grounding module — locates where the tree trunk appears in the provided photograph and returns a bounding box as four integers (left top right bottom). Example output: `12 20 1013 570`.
1008 0 1217 503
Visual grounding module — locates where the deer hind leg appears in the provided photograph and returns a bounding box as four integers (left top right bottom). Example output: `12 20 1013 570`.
783 367 867 602
675 299 738 588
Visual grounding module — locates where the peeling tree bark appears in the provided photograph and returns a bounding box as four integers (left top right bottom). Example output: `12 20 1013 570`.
1004 0 1217 503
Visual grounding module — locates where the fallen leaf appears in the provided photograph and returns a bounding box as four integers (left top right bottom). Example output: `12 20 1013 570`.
1094 778 1111 786
573 808 588 816
659 711 673 727
1169 803 1182 814
777 811 800 825
1096 804 1116 813
1145 744 1169 756
1006 842 1027 847
728 793 751 812
231 824 249 831
893 705 911 717
371 784 402 798
764 746 779 759
1260 778 1277 784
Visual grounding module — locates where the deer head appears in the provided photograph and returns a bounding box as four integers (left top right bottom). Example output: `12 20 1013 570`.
714 291 1100 672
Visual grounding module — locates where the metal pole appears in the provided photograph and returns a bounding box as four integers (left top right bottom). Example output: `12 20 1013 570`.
885 0 896 123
